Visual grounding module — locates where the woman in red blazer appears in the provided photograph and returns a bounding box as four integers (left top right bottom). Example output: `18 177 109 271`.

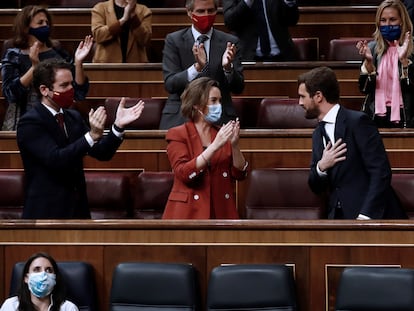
162 77 248 219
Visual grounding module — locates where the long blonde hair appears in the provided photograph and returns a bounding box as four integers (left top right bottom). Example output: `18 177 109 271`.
373 0 413 57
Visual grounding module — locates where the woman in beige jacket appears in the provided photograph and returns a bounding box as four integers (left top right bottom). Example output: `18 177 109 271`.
91 0 152 63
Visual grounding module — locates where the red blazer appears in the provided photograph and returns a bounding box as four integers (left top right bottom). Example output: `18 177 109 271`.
162 122 247 219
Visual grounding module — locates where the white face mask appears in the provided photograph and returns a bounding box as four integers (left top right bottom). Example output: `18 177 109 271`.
201 103 222 123
28 271 56 298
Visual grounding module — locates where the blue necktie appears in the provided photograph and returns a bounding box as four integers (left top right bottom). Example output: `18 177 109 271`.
253 0 271 56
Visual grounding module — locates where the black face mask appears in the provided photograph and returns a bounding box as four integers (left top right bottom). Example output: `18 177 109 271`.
28 25 50 43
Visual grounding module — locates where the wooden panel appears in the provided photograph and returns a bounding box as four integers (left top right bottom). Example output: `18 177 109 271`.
1 221 414 311
1 129 414 211
0 6 377 61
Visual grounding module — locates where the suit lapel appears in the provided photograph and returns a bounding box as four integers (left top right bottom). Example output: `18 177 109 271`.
331 107 347 179
35 103 67 144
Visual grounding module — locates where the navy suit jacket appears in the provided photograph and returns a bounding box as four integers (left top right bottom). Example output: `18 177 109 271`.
17 103 123 219
223 0 299 61
160 27 244 130
309 106 407 219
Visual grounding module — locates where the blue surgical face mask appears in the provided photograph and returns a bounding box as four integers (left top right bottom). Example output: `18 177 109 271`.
203 104 222 123
380 25 402 42
28 25 50 43
28 271 56 298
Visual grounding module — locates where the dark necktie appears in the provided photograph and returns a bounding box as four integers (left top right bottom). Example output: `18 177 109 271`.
56 113 66 135
196 35 210 76
253 0 271 56
319 121 331 146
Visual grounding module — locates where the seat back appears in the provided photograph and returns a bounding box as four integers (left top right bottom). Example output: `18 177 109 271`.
0 171 24 219
293 37 319 61
328 38 372 61
391 174 414 219
109 262 200 311
85 171 135 219
104 97 165 130
256 98 318 128
133 171 174 219
335 267 414 311
207 264 297 311
10 261 98 311
245 169 325 219
231 97 262 128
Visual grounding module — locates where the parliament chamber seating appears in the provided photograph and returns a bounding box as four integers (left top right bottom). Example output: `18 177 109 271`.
109 262 200 311
104 97 165 130
85 171 135 219
327 38 372 61
256 98 318 129
207 264 297 311
335 267 414 311
0 171 24 219
391 174 414 219
245 168 325 219
292 37 319 61
133 171 173 219
9 261 98 311
0 170 173 219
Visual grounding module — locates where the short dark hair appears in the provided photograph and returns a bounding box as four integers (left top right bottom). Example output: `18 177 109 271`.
185 0 219 11
18 252 67 311
297 66 340 104
181 77 220 120
33 58 72 97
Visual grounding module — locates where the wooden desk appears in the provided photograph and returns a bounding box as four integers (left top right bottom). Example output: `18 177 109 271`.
1 128 414 213
1 219 414 311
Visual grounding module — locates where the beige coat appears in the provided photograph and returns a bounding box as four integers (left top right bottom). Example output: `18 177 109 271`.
91 0 152 63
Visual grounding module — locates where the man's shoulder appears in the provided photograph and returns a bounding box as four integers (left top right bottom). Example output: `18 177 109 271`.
167 28 190 39
213 28 239 41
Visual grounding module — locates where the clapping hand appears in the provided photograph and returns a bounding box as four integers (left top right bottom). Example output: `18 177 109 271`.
397 31 411 62
222 42 236 70
89 106 107 141
356 40 373 63
74 35 94 64
114 97 145 129
212 120 236 149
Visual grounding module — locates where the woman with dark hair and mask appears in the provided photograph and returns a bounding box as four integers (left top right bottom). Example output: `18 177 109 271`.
0 252 78 311
162 77 248 219
356 0 414 128
1 5 93 131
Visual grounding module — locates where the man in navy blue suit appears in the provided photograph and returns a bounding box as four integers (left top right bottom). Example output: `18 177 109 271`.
298 66 407 219
17 58 144 219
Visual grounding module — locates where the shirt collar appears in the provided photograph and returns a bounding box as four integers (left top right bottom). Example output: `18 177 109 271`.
322 103 340 124
191 25 213 41
42 102 63 116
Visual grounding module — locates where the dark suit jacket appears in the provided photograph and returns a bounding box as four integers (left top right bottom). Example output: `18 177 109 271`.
309 106 407 219
163 122 247 219
223 0 299 61
160 27 244 130
16 103 123 219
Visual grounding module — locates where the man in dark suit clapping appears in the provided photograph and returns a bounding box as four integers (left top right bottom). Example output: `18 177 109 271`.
17 58 144 219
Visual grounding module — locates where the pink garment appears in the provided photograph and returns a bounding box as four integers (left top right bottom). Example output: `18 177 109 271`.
375 44 403 123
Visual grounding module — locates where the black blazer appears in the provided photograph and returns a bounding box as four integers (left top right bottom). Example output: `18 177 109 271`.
17 103 123 219
223 0 299 61
309 106 407 219
160 27 244 130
